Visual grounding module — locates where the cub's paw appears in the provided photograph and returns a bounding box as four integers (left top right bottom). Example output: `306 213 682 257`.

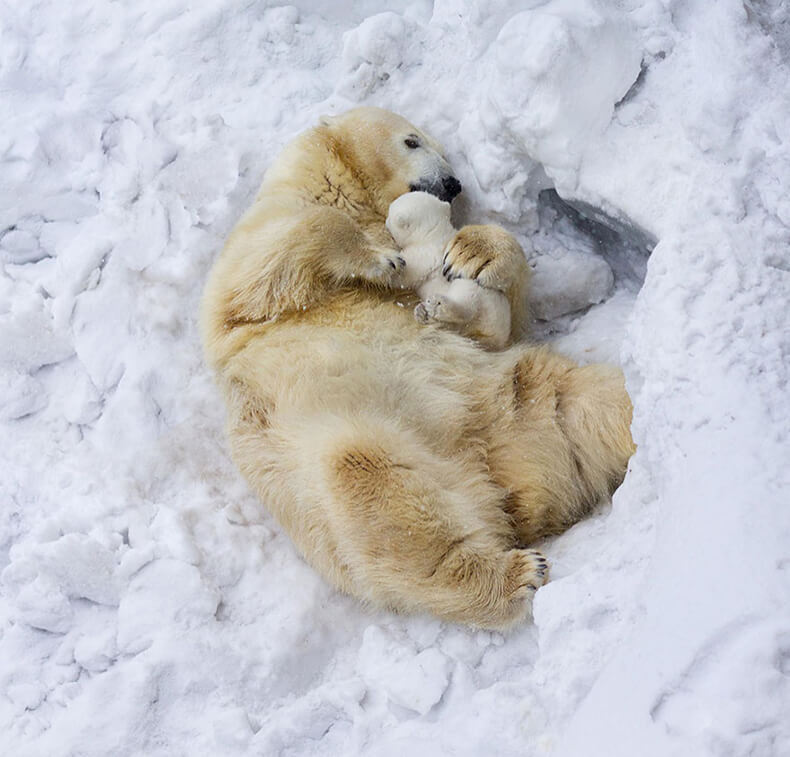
363 246 406 285
442 225 525 292
414 301 431 324
414 295 446 324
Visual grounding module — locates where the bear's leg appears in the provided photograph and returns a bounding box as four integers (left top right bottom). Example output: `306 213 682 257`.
555 362 636 500
323 420 549 629
489 348 635 543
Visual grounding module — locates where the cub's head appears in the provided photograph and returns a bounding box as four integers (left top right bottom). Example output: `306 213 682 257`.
386 191 453 247
318 107 462 214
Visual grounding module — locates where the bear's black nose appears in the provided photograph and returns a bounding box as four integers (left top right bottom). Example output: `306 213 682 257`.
410 175 463 202
441 176 462 202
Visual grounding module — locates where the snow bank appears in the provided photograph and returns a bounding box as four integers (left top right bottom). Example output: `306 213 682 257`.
1 1 788 755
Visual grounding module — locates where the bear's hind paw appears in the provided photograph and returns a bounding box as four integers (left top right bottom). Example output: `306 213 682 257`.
505 548 550 597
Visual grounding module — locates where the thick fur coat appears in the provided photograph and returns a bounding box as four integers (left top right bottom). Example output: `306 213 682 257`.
201 107 634 629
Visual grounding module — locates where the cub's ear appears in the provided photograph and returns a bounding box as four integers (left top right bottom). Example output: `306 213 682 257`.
388 214 411 232
318 114 336 127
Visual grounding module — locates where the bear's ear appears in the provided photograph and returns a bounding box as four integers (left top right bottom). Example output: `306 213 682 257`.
318 114 335 127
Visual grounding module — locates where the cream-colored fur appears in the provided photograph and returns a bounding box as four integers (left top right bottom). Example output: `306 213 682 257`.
387 191 512 349
201 107 635 630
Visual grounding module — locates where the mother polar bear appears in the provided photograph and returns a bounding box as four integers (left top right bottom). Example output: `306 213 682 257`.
201 107 634 630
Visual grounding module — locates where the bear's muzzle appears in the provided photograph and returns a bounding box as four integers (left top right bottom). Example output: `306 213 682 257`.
410 175 462 203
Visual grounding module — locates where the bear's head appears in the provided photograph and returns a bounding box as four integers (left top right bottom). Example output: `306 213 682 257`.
386 191 454 248
319 107 462 215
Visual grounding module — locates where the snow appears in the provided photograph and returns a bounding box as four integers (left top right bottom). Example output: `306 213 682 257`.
1 1 789 755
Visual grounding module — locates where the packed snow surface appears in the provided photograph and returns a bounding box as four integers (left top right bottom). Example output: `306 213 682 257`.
2 1 789 755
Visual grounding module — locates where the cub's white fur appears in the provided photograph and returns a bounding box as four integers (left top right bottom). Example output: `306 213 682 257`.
387 191 511 349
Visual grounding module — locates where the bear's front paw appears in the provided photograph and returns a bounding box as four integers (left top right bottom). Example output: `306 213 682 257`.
442 225 524 292
363 246 406 285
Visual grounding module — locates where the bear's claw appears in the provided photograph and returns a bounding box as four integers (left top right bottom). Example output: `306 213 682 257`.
441 225 525 293
365 247 406 283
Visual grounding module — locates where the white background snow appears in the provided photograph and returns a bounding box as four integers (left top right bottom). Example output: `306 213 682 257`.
2 0 789 755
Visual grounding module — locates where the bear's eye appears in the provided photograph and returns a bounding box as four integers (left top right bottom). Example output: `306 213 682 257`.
404 137 420 149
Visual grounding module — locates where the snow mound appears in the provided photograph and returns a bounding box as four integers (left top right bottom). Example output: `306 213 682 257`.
486 1 642 192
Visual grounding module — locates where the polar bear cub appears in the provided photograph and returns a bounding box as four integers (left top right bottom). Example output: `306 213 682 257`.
386 191 512 350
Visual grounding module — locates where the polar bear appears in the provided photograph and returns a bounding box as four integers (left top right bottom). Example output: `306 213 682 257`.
386 190 512 349
201 107 634 630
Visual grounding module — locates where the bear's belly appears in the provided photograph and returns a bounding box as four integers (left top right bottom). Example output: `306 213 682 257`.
230 291 506 451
